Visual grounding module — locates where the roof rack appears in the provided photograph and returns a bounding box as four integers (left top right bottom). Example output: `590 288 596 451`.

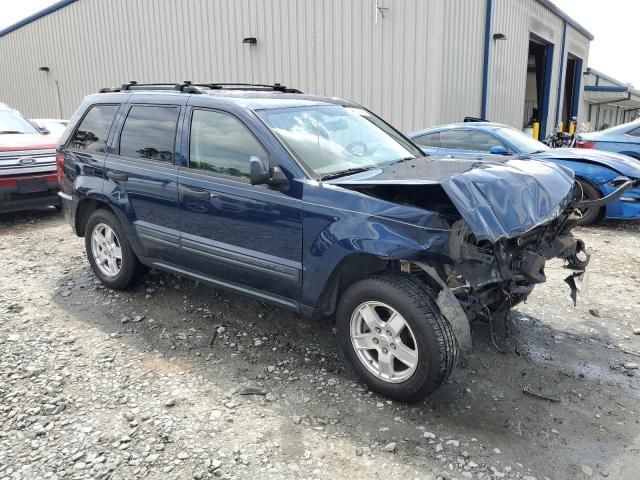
99 81 303 94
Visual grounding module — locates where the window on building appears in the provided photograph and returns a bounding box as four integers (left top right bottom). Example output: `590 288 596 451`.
189 109 267 180
69 104 119 152
412 132 441 148
119 105 179 163
439 129 505 152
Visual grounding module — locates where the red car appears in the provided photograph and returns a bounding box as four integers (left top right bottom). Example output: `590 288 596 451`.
0 104 60 214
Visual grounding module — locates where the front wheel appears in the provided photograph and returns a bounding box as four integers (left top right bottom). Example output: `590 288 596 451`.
336 273 458 402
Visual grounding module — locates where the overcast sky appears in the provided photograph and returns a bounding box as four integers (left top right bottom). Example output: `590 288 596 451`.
2 0 639 87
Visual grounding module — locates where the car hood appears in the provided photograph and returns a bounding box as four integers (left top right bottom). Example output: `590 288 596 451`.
326 157 575 243
0 133 57 151
532 148 640 178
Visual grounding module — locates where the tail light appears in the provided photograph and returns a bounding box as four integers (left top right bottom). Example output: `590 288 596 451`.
56 152 64 186
576 140 596 149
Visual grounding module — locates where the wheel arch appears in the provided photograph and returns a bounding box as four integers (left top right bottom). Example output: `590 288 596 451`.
75 198 116 237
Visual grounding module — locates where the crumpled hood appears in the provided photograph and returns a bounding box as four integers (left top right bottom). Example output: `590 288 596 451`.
533 148 640 178
327 157 575 243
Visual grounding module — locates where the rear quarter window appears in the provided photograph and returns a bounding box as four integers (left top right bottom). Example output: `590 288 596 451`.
68 104 119 152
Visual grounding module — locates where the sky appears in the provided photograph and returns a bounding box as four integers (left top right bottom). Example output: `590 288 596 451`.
2 0 639 87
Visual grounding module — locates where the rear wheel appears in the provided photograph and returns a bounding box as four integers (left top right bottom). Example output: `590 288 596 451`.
336 273 457 402
575 179 602 226
85 209 143 289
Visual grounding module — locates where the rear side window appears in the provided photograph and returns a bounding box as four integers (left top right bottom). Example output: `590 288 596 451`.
439 129 504 152
119 105 179 163
413 132 441 148
69 104 119 152
188 109 267 180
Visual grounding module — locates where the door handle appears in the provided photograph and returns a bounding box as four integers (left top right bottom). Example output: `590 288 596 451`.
180 186 212 200
107 171 128 181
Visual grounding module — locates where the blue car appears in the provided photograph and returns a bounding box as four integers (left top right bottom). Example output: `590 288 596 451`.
577 119 640 160
58 83 601 400
409 122 640 225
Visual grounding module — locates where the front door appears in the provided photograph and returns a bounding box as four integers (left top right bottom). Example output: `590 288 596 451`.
104 102 183 265
178 108 302 302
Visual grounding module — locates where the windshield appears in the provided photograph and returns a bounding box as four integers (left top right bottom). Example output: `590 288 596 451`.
497 126 549 154
0 109 39 134
257 105 423 177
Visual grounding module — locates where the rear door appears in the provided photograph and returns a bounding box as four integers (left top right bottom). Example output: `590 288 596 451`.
177 107 303 303
104 99 184 265
410 131 441 156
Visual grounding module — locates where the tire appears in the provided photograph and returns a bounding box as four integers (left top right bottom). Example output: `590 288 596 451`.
575 179 602 226
336 273 458 402
84 208 143 289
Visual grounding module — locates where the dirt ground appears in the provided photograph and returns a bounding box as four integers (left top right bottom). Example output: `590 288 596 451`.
0 209 639 480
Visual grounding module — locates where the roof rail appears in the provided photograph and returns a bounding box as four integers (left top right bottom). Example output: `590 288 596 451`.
99 81 302 94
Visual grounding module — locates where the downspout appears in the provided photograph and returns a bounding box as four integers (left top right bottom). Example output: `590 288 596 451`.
554 20 567 127
481 0 493 119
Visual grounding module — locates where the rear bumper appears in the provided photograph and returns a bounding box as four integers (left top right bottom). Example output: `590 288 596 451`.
0 173 59 214
58 190 78 234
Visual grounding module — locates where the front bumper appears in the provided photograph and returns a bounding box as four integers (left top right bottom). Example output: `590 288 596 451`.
0 173 60 214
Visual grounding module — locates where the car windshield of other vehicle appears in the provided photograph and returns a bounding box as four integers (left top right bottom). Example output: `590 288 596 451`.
258 105 422 178
496 126 549 154
0 109 40 134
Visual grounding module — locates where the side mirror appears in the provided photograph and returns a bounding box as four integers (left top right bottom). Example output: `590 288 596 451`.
250 156 269 185
489 145 509 155
249 156 289 190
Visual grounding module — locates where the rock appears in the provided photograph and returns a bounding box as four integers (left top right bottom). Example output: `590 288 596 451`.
265 393 277 402
435 444 443 453
633 327 640 335
72 451 85 462
210 459 223 470
382 442 397 453
267 365 276 373
237 386 268 396
177 451 190 460
355 447 363 456
217 326 226 334
254 339 263 347
589 308 600 317
423 431 436 439
165 398 176 407
581 465 593 476
445 439 460 447
132 315 145 322
292 415 302 425
493 448 502 454
523 476 538 480
623 362 639 370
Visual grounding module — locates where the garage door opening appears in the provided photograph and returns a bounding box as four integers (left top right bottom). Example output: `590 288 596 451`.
562 55 583 127
523 36 554 139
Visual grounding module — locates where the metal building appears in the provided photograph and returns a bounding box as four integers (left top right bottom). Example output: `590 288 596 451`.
0 0 592 137
581 68 640 130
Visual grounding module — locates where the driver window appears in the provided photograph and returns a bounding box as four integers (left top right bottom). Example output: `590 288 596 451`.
439 130 505 152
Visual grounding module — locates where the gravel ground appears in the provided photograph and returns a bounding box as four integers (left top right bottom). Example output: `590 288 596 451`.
0 209 639 480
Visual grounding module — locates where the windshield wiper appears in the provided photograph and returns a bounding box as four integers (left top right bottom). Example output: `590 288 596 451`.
530 150 547 154
0 130 25 134
320 167 375 181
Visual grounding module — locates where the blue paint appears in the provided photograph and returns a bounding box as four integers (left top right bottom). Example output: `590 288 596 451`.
0 0 76 38
584 85 629 93
570 57 583 118
539 41 555 139
555 20 567 127
481 0 493 119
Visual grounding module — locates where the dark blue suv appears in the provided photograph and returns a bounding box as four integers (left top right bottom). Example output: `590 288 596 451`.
58 82 592 401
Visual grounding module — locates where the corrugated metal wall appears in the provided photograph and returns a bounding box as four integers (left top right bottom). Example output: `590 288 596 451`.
0 0 591 134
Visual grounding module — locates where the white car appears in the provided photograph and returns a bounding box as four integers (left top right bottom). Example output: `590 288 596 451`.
30 118 69 137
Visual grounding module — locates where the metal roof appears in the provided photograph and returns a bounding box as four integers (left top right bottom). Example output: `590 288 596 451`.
0 0 593 42
536 0 594 40
0 0 76 38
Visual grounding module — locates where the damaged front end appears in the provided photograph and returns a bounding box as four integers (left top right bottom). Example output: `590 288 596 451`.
329 157 634 353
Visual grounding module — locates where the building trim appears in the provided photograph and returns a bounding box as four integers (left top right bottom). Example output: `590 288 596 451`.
0 0 76 38
584 85 629 93
535 0 594 41
481 0 492 120
554 20 567 127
